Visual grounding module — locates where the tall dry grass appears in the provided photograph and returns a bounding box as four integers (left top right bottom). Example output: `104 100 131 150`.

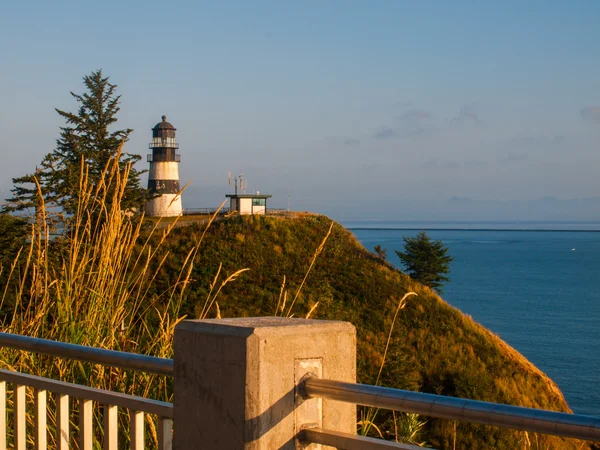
358 291 426 445
0 143 225 447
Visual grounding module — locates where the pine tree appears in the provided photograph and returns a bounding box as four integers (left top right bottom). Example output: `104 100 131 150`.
374 244 387 262
395 231 453 293
5 70 147 217
0 213 29 264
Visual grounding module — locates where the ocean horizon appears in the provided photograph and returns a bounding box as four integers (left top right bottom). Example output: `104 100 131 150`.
341 219 600 232
347 222 600 416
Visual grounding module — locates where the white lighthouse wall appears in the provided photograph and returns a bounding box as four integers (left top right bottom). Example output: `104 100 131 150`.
149 162 180 180
145 194 182 217
146 161 182 217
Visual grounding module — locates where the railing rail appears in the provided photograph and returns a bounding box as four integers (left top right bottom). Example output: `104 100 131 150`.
0 370 173 418
0 332 173 376
181 207 294 216
182 207 229 216
302 376 600 443
266 208 294 216
0 369 173 450
298 428 424 449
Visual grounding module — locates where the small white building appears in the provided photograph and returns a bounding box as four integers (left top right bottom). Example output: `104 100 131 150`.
225 172 272 215
226 193 272 215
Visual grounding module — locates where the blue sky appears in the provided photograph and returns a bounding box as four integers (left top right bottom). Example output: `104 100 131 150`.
1 1 599 220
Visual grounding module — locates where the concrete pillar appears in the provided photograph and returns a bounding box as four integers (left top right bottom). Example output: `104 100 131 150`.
173 317 356 449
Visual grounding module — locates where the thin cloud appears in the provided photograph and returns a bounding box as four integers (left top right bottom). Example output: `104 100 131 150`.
388 100 414 110
500 135 565 163
400 109 432 120
373 126 430 139
373 126 399 139
373 108 434 140
325 136 361 147
501 153 528 163
343 137 360 147
580 106 600 124
420 159 461 169
451 105 484 126
506 135 566 150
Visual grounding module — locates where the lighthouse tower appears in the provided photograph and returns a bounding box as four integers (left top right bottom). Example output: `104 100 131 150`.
145 115 183 217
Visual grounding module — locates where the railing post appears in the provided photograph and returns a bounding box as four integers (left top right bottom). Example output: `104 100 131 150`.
173 317 356 449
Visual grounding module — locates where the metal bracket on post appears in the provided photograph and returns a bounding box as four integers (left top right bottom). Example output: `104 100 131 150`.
295 359 323 449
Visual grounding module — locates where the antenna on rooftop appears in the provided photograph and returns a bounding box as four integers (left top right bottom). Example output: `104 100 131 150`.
239 170 248 194
228 172 231 187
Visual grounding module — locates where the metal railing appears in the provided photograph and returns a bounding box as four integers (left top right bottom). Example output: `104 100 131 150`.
2 328 600 449
148 143 179 150
0 333 174 449
266 208 294 216
299 375 600 448
182 207 230 216
180 207 294 218
0 332 173 376
299 428 424 449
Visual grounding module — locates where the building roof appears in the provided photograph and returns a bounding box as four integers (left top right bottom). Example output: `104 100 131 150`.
152 115 176 138
226 194 272 199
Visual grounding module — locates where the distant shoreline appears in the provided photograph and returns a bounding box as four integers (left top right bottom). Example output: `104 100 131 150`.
341 220 600 232
347 227 600 232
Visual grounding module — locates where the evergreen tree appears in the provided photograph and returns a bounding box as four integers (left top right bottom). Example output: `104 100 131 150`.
5 70 147 217
0 213 29 264
395 231 453 293
374 244 387 262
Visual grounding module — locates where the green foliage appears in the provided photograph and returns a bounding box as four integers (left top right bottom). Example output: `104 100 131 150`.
374 244 387 262
5 70 148 218
0 214 28 264
395 231 453 293
393 412 427 446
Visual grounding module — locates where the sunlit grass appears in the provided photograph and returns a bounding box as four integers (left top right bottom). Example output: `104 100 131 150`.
0 142 226 448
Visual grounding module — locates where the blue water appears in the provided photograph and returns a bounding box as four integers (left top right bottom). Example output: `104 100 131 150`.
346 223 600 416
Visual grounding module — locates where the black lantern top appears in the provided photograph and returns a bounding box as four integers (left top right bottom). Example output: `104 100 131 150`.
152 115 177 139
148 115 180 160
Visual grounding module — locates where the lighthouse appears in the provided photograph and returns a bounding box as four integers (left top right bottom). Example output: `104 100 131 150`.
145 115 183 217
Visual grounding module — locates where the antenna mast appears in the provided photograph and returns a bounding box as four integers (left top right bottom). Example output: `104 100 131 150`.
230 170 248 195
239 170 248 194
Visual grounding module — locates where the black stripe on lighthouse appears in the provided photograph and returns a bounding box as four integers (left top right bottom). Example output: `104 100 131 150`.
148 179 180 194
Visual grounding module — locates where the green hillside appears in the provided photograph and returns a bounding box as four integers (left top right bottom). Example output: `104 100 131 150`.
148 214 590 449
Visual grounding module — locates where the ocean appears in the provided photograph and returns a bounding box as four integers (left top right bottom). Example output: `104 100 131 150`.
343 221 600 416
